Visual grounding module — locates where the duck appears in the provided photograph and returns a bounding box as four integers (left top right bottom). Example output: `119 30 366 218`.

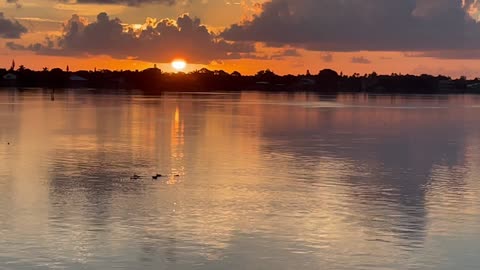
130 174 141 180
152 174 163 180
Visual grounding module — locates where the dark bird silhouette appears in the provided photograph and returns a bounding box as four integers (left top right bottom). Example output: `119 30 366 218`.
152 174 163 180
130 174 141 180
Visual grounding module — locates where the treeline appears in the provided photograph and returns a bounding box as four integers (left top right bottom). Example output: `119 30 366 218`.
0 66 478 93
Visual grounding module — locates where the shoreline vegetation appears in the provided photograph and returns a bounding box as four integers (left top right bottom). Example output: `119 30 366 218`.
1 66 479 94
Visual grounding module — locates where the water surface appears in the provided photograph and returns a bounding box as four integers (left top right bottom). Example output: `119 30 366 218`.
1 90 480 270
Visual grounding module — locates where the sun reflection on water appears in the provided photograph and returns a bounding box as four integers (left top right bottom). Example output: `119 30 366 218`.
168 106 185 185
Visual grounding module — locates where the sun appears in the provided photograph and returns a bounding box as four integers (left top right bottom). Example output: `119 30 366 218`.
171 59 187 71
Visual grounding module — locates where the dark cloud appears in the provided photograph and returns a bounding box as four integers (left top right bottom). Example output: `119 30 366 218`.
74 0 177 7
6 0 22 8
0 12 27 38
269 48 300 59
410 50 480 59
351 56 371 64
280 48 299 57
321 53 333 63
222 0 480 56
7 12 255 63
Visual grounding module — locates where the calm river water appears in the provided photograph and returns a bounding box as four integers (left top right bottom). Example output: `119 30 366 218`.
0 89 480 270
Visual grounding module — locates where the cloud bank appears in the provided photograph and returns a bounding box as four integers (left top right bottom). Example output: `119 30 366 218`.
9 0 480 62
222 0 480 56
8 12 255 63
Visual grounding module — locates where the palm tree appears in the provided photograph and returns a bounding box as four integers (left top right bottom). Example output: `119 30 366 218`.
9 59 15 72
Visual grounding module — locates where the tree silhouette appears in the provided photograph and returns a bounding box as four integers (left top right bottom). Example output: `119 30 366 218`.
9 59 15 72
0 65 472 94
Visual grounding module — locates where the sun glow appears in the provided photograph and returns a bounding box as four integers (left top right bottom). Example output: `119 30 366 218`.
171 59 187 71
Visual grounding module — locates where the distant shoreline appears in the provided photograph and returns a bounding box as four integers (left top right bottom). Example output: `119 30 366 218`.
1 68 479 94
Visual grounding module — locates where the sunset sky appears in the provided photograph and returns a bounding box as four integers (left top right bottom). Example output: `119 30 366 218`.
2 0 480 76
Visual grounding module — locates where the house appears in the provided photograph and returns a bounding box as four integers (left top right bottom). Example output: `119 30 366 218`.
438 80 455 92
1 73 17 86
300 78 316 86
2 73 17 80
68 75 88 88
69 75 87 81
467 82 480 91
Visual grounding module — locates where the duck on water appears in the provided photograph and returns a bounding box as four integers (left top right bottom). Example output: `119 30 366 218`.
131 174 180 180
